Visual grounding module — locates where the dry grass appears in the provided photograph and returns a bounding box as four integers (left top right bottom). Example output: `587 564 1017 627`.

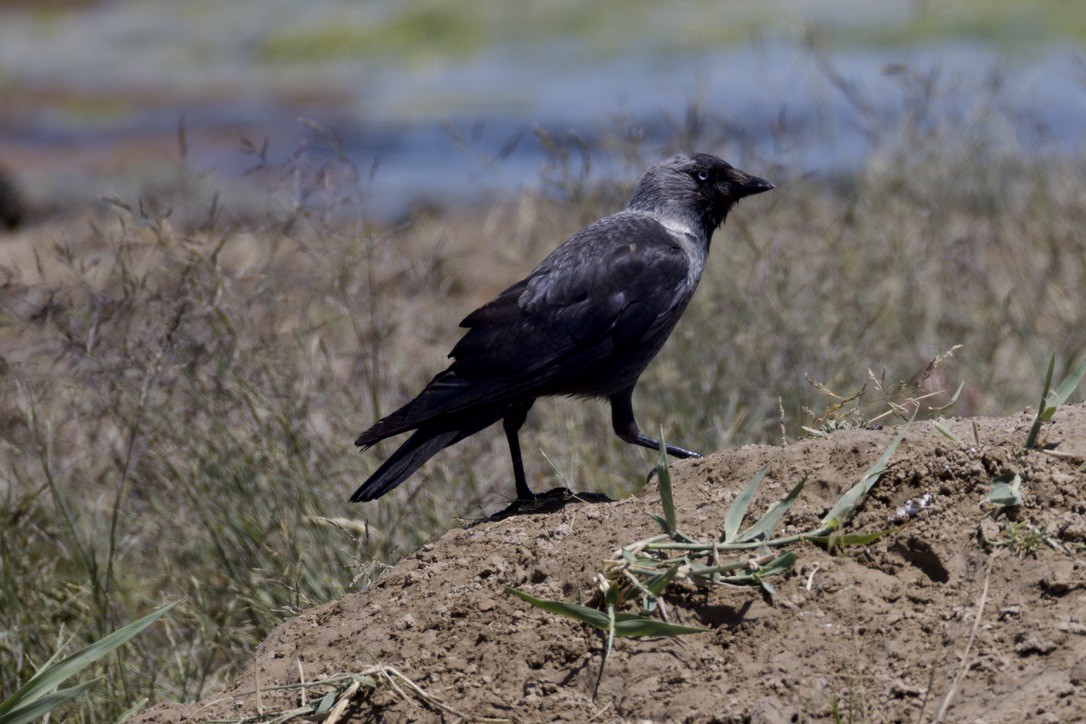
1 74 1085 719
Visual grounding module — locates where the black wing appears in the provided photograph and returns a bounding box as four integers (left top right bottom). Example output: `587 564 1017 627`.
357 213 692 445
452 220 689 376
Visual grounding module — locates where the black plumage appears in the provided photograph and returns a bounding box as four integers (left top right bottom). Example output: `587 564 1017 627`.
353 153 773 503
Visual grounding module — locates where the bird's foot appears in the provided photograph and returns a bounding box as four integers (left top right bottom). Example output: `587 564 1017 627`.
482 487 613 522
516 486 574 508
645 448 703 484
665 444 702 459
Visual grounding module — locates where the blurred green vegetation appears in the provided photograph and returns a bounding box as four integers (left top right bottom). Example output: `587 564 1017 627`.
258 0 1086 64
263 4 488 63
863 0 1086 48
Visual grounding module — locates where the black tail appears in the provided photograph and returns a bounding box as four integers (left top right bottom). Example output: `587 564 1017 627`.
355 368 476 448
350 428 459 502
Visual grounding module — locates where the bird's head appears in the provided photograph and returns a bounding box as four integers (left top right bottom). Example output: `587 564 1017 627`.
628 153 773 238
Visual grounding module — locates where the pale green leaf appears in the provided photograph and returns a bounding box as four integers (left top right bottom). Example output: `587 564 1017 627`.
818 418 913 533
315 691 337 715
988 472 1022 508
803 529 895 548
723 464 769 542
611 614 706 638
505 586 705 637
644 563 682 596
751 550 797 578
0 602 178 720
736 477 806 542
505 586 610 629
931 380 966 413
1046 358 1086 411
932 421 961 443
648 514 669 535
114 698 149 723
715 551 798 585
0 681 99 724
656 435 676 535
1025 355 1056 448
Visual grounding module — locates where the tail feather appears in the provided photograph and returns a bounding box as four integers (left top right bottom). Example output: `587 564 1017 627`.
355 365 550 449
350 428 459 502
354 369 472 448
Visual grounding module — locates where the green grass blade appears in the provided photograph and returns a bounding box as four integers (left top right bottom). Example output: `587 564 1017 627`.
736 476 806 543
505 586 610 629
648 514 670 534
1045 358 1086 411
0 601 178 719
505 586 705 637
0 680 100 724
656 435 676 535
644 563 682 596
723 464 769 542
932 421 961 443
1025 355 1056 448
611 614 707 638
930 380 966 413
114 698 149 724
803 529 895 548
817 418 912 533
315 691 337 715
717 551 798 585
753 550 798 578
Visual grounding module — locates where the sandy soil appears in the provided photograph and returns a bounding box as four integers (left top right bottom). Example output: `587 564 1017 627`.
139 404 1086 723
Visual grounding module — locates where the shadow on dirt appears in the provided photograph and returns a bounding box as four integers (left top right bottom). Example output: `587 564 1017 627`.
480 488 616 523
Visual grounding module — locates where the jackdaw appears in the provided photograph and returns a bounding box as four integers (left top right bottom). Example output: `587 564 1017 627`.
353 153 773 503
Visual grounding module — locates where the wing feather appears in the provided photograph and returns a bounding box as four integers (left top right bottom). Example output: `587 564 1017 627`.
358 212 695 443
452 214 690 378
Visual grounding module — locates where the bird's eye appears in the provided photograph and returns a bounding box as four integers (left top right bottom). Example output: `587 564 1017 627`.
695 169 710 182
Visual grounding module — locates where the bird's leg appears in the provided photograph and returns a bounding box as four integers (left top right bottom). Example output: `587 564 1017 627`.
503 401 536 500
610 387 702 459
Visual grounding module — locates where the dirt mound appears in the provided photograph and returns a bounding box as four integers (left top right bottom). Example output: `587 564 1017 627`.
140 406 1086 723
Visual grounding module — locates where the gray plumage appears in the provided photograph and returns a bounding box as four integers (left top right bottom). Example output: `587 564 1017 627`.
353 153 773 503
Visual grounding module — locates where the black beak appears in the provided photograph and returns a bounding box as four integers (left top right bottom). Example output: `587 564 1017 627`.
739 175 774 198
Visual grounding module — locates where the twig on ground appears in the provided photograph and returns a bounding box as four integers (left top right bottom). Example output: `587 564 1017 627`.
934 553 994 723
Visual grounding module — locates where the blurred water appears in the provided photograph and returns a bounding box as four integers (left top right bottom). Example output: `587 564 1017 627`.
0 1 1083 221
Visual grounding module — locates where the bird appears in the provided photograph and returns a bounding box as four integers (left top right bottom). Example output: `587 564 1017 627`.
352 152 773 504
